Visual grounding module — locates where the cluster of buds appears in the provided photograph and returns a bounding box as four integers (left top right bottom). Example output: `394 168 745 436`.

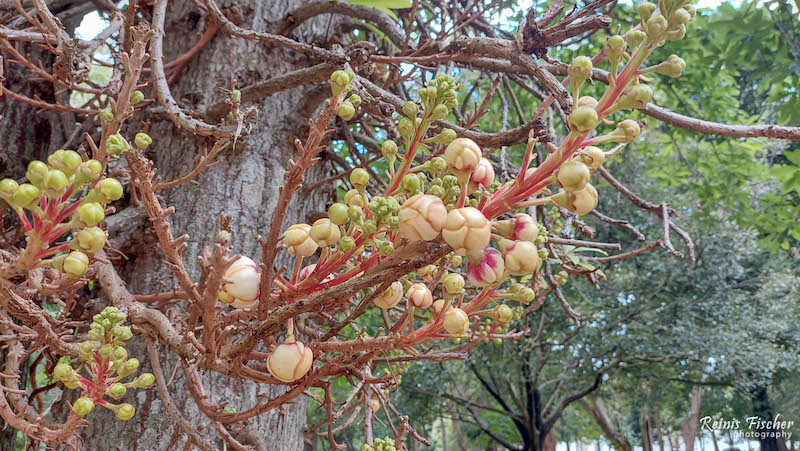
53 307 154 420
1 150 124 276
361 437 397 451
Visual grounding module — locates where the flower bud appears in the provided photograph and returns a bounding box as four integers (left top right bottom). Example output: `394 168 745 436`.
41 169 69 199
636 2 656 22
63 251 89 278
348 205 363 222
100 107 114 122
493 304 514 323
267 341 314 382
370 398 381 412
407 283 433 309
344 189 365 207
436 128 457 146
328 203 349 225
338 101 356 121
135 373 155 389
116 403 136 421
106 134 129 155
568 106 599 133
231 89 242 103
427 184 445 198
338 235 356 252
403 101 418 118
54 363 73 380
627 30 647 50
614 84 653 111
0 179 19 200
73 397 95 416
74 160 103 185
374 281 403 309
400 173 420 193
48 149 82 177
113 346 128 361
444 138 482 175
669 8 691 26
378 240 394 255
96 178 124 202
442 273 465 295
134 132 152 149
381 140 398 159
611 119 641 143
26 161 48 186
467 158 495 194
577 96 599 109
397 117 413 137
494 213 538 242
350 168 370 188
432 299 449 315
604 35 626 64
398 194 447 241
568 56 593 84
646 15 669 40
655 54 686 78
73 203 104 227
552 183 599 215
283 224 319 257
685 5 696 19
130 90 145 105
555 160 591 192
442 207 491 257
431 104 448 120
10 184 40 208
665 24 686 41
330 70 351 96
443 308 469 335
579 146 605 170
75 226 107 253
109 383 127 398
501 240 541 276
310 218 341 247
467 248 505 287
219 256 260 307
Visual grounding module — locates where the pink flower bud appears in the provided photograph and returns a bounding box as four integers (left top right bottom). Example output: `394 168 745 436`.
398 194 447 241
467 248 505 287
407 283 433 309
219 256 260 308
502 240 541 276
467 158 495 194
442 207 491 257
444 138 482 174
494 213 538 243
374 281 403 309
443 308 470 335
283 224 319 257
267 340 314 383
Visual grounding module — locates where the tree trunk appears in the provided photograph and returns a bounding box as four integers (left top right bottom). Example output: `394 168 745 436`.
656 405 665 451
750 386 786 451
44 1 331 449
681 384 703 451
710 429 720 451
580 397 633 451
642 410 654 451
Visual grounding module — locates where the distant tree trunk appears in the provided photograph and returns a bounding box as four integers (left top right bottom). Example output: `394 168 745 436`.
441 412 448 451
543 432 557 451
681 385 704 451
581 398 633 451
750 386 789 451
642 410 655 451
710 429 720 451
656 407 665 451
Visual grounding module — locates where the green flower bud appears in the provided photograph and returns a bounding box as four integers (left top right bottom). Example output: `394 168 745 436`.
113 346 128 361
54 363 73 380
134 133 152 150
436 128 457 146
87 330 103 341
73 397 95 416
538 248 549 259
109 383 127 398
76 202 105 227
330 70 351 97
338 101 356 121
48 149 82 177
99 344 115 359
74 160 103 185
231 89 241 104
665 24 686 40
26 161 48 186
136 373 155 389
685 5 696 19
328 203 349 225
611 119 641 143
636 2 656 22
350 168 370 188
79 341 95 359
579 146 605 170
106 133 129 155
116 326 133 341
604 35 626 64
568 56 593 84
442 273 465 295
568 106 599 133
577 96 599 109
655 54 686 78
116 403 135 421
403 101 418 118
378 240 394 256
556 160 591 192
427 184 446 198
362 219 377 236
444 97 458 109
11 184 40 208
100 107 114 122
397 117 413 138
627 30 647 51
614 84 653 111
646 15 669 40
348 205 363 222
0 179 19 200
347 94 361 108
42 169 69 199
670 8 691 26
402 173 421 193
96 178 124 202
63 251 89 278
493 304 513 322
344 188 364 207
381 140 398 159
130 90 145 105
430 104 448 120
75 227 106 253
338 235 356 252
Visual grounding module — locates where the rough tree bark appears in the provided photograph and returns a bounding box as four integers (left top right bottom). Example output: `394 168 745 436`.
580 397 633 451
7 0 333 449
680 384 703 451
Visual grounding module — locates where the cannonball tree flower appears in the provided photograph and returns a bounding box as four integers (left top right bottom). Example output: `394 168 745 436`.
283 224 319 257
444 138 482 176
492 304 514 323
555 160 591 192
62 251 89 279
374 281 403 309
406 283 433 309
219 256 260 309
552 183 599 215
267 340 314 383
443 308 470 335
499 239 541 276
568 106 599 133
442 207 491 257
432 299 449 315
398 194 447 241
466 247 505 287
494 213 538 243
75 227 107 253
579 146 605 170
310 218 341 247
467 158 495 194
